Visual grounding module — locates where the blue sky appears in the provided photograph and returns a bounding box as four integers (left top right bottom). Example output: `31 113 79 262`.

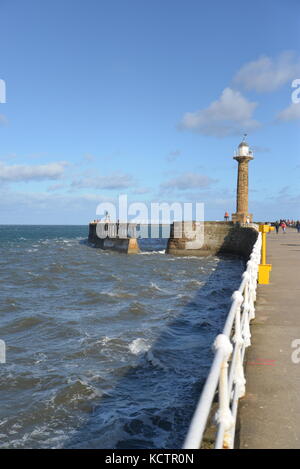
0 0 299 224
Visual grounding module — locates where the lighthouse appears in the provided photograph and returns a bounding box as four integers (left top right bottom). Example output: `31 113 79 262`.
231 135 254 224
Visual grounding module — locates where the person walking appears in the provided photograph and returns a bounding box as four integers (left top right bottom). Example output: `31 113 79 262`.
275 221 280 234
224 211 229 221
296 220 300 233
281 221 287 233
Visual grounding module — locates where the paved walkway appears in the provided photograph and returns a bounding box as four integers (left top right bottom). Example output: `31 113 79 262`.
238 228 300 449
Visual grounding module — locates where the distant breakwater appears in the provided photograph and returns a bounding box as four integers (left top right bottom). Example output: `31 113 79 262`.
88 221 259 260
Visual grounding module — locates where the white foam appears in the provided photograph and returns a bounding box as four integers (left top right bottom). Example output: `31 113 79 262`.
128 338 151 355
101 336 113 345
150 282 170 293
140 250 166 255
106 291 136 298
188 279 204 286
150 282 163 292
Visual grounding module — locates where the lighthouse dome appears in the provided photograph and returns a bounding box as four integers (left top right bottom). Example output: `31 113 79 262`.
237 138 251 156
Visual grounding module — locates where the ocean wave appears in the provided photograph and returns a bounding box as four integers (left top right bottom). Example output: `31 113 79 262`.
79 290 123 305
149 282 168 293
52 378 103 408
0 225 245 449
117 301 149 317
47 264 70 273
106 291 137 299
128 338 151 355
146 350 169 371
6 315 44 332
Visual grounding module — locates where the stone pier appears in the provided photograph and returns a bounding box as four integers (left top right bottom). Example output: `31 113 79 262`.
166 221 258 259
88 222 140 254
88 220 258 259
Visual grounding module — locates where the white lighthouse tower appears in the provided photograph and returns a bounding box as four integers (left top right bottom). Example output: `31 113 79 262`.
231 134 254 224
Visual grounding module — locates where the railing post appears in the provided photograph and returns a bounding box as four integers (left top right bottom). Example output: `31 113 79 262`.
231 291 246 399
214 334 234 449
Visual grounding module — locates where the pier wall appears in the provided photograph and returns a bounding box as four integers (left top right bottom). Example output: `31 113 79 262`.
88 223 140 253
166 221 258 259
88 221 258 258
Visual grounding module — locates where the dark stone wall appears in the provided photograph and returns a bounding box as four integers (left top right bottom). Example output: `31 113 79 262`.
89 221 258 260
88 222 98 243
166 221 258 260
88 223 140 253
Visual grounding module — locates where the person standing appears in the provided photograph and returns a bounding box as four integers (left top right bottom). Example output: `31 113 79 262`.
281 221 287 233
296 220 300 233
224 211 229 221
275 221 280 234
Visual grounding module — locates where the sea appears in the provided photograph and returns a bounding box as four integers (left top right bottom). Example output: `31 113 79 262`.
0 225 244 449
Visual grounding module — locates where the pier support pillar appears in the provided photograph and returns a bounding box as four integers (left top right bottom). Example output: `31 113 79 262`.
127 238 140 254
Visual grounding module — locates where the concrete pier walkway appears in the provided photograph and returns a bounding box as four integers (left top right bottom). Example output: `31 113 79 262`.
238 228 300 449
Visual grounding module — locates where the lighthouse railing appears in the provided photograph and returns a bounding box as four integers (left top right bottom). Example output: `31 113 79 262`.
183 231 262 449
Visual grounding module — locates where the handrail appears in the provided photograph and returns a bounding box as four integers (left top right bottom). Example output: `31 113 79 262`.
183 231 262 449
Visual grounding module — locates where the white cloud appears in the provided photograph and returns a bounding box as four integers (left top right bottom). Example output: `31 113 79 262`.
160 172 217 192
277 103 300 121
180 88 260 137
0 188 114 208
131 187 151 195
251 146 271 153
0 161 67 182
71 172 135 190
0 187 116 224
234 51 300 93
47 183 66 192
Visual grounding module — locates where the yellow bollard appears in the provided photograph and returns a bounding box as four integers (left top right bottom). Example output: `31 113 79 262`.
258 224 274 284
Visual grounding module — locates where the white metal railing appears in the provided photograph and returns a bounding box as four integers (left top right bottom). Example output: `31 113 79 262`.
183 232 262 449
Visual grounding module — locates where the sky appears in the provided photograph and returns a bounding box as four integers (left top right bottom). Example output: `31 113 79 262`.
0 0 300 224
